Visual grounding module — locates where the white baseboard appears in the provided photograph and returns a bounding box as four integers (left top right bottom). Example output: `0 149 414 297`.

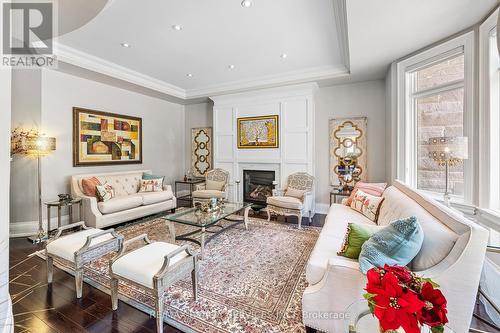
9 215 71 238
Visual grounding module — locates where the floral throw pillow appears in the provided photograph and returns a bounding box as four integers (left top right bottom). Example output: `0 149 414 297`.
139 178 163 192
349 189 385 222
344 182 387 206
96 183 115 202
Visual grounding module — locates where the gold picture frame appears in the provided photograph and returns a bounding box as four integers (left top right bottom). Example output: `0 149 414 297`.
73 107 142 167
237 115 279 149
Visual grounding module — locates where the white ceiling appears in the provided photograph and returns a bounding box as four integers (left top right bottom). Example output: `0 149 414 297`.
55 0 498 100
57 0 347 99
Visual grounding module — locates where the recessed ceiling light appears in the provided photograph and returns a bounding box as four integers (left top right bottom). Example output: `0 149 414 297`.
228 64 235 69
241 0 252 8
280 53 288 59
186 73 193 78
172 25 182 31
120 42 131 48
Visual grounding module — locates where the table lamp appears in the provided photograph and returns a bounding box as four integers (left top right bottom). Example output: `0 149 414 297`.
428 136 468 206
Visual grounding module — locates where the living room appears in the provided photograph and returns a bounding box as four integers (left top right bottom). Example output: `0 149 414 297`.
0 1 499 333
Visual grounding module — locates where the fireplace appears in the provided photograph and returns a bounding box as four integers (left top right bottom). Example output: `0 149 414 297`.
243 170 275 205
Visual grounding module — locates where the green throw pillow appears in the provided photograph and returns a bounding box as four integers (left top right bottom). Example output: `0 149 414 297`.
338 223 384 259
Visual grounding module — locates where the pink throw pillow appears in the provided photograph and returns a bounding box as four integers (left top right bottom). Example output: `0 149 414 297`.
344 182 387 206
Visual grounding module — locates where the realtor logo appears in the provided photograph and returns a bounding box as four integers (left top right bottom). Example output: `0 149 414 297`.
2 1 57 68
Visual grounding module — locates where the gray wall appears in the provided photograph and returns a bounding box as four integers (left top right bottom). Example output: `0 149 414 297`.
315 80 387 211
184 102 213 174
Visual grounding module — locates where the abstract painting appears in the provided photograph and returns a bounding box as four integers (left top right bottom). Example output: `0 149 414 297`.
237 115 279 149
191 127 212 177
73 107 142 166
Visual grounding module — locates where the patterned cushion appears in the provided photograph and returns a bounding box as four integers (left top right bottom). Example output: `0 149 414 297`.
285 188 306 200
101 173 142 197
345 182 387 206
206 179 225 191
349 189 385 222
81 177 102 197
96 183 115 202
358 216 424 273
143 173 165 186
139 178 163 192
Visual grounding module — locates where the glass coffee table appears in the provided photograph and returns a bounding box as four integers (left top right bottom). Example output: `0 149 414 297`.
162 202 252 259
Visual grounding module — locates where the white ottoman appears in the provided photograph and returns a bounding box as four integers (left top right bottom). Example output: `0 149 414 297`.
110 234 198 333
45 221 123 298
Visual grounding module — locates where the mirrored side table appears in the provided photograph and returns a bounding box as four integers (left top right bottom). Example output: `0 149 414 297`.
45 198 83 231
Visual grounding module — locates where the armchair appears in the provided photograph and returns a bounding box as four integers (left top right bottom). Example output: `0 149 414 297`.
192 168 230 205
266 172 314 229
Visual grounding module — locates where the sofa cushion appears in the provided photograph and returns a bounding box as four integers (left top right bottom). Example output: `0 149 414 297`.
139 178 163 192
97 195 143 214
306 204 374 285
112 242 189 288
139 190 173 205
96 183 115 202
192 190 225 199
81 177 102 197
267 196 303 210
379 186 458 271
338 223 385 259
349 189 385 222
206 179 225 191
101 172 142 197
345 181 387 206
46 228 113 262
358 216 424 273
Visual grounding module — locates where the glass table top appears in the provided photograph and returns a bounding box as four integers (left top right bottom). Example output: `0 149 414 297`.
163 202 252 227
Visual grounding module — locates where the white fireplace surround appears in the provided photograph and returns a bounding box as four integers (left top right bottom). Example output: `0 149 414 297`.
210 83 317 214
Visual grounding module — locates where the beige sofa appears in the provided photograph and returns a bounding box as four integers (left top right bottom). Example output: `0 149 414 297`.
302 180 489 333
71 170 176 229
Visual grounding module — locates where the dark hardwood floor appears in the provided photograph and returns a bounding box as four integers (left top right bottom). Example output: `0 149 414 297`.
9 212 498 333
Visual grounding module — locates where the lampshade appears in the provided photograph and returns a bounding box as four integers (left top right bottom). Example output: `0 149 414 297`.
23 135 56 156
428 136 468 161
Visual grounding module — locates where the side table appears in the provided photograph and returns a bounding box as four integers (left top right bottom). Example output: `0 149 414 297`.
175 179 205 207
330 189 352 205
45 198 83 231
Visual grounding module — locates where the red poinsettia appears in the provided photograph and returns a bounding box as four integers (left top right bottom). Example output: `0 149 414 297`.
364 265 448 333
419 282 448 327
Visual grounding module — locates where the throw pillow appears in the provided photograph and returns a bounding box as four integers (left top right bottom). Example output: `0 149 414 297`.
349 189 385 222
81 177 102 197
358 216 424 274
337 223 385 259
345 182 387 206
205 179 225 191
143 173 164 186
96 183 115 202
139 178 163 192
285 188 306 200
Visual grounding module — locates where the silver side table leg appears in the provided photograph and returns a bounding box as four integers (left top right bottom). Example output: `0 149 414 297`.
244 206 250 230
200 227 206 260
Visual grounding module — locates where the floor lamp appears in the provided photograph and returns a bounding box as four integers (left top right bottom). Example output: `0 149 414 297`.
428 136 468 206
11 129 56 243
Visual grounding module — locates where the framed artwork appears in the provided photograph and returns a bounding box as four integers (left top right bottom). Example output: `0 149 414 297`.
73 107 142 166
237 115 279 149
191 127 213 177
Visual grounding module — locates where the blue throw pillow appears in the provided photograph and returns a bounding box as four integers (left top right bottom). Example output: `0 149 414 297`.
358 216 424 274
143 173 164 186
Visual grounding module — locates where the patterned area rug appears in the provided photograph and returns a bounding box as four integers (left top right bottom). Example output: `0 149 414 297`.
48 215 321 333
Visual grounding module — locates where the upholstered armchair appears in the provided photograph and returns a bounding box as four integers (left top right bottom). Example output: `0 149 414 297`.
266 172 314 229
192 168 230 205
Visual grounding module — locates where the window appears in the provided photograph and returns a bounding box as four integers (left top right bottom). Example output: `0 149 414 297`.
397 32 473 203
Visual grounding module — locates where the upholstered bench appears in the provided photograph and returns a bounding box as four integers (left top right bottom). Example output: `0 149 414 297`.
45 221 123 298
109 234 199 333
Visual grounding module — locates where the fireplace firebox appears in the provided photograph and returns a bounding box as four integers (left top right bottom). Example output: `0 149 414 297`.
243 170 275 205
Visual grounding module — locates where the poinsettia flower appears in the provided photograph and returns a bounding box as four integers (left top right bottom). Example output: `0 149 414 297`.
372 272 425 333
419 282 448 327
366 268 384 295
384 264 414 286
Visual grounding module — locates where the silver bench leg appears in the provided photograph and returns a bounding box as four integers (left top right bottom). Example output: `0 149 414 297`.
47 256 53 283
155 291 165 333
75 268 83 298
111 277 119 310
192 256 199 300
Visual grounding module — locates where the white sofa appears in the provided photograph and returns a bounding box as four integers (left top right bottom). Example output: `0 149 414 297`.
71 170 176 229
302 180 489 333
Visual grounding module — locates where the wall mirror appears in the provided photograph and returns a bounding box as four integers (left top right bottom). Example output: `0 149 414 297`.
329 117 367 187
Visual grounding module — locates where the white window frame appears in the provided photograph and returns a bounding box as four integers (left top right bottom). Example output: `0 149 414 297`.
479 8 499 212
396 32 475 204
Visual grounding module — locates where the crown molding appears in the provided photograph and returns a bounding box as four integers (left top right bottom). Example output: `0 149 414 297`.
332 0 350 72
54 42 187 99
187 65 347 99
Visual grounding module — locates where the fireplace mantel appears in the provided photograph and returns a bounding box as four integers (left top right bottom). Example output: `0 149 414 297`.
210 83 317 213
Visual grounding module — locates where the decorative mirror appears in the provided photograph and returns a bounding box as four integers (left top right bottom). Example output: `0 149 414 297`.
191 127 213 177
329 117 367 187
